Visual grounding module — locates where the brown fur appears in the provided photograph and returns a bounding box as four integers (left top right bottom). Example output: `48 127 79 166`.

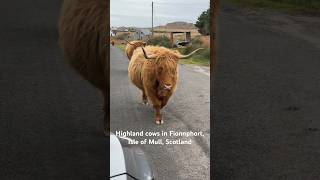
58 0 109 134
125 41 146 60
128 46 180 124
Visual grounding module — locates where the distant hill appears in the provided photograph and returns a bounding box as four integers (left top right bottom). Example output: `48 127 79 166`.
155 21 197 30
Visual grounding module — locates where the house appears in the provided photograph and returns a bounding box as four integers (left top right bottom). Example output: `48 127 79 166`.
110 27 118 36
117 26 129 32
133 28 151 40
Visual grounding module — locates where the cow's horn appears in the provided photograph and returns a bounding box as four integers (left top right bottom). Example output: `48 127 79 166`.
141 47 157 59
125 40 134 45
179 48 204 59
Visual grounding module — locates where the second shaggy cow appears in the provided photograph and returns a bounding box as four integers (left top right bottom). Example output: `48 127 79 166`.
128 45 203 124
125 40 146 60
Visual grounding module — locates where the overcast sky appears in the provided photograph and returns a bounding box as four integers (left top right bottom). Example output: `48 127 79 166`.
111 0 210 27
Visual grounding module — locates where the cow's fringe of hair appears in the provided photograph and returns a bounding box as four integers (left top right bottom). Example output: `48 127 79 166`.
59 0 108 91
136 46 179 76
154 54 179 76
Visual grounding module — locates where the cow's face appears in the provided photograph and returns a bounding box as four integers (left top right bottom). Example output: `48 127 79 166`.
157 82 173 97
135 41 147 47
129 41 146 48
126 41 147 59
156 64 177 98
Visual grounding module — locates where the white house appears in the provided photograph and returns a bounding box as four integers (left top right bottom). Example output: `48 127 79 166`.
110 27 117 36
134 28 151 40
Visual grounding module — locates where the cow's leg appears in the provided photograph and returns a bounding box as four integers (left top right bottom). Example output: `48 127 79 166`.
154 105 163 125
144 89 163 124
161 96 171 108
142 90 148 105
142 79 164 124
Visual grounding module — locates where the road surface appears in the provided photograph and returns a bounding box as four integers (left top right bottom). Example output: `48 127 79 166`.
0 1 107 179
214 6 320 180
110 46 210 180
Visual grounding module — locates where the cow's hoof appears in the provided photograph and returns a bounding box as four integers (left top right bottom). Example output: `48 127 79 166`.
142 97 148 105
142 101 149 106
155 118 164 125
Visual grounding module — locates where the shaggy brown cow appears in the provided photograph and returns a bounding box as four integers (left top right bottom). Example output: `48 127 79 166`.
58 0 109 134
125 40 146 60
128 45 203 124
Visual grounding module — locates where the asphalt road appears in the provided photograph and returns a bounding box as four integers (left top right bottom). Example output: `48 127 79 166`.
213 7 320 180
110 46 210 180
0 1 107 179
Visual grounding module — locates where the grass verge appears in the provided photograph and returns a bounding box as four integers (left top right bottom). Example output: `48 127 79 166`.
180 57 210 66
116 44 126 52
178 48 210 66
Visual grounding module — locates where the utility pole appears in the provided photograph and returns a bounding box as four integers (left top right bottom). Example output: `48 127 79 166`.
151 1 154 36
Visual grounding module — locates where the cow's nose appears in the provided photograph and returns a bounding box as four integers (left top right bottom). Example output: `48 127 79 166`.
164 84 172 90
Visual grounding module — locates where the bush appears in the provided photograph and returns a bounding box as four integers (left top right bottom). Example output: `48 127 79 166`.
192 36 203 44
195 9 210 35
147 36 171 48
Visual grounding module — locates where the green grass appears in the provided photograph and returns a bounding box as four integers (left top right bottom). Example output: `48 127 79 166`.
225 0 320 15
153 30 168 33
116 44 126 52
176 38 210 66
178 48 210 66
180 57 210 66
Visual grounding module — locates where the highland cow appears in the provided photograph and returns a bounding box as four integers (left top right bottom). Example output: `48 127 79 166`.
128 44 203 124
125 40 146 60
58 0 109 134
